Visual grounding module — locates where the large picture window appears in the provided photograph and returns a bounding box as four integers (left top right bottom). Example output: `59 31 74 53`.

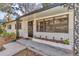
36 14 68 33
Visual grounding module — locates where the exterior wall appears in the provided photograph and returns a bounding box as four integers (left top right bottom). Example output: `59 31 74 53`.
19 13 35 38
19 20 28 38
19 18 34 38
5 21 16 34
20 6 70 38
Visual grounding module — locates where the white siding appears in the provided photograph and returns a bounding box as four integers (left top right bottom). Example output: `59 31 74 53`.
6 22 16 34
19 20 28 38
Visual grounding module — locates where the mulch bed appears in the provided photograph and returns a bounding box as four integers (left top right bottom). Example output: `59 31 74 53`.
34 37 64 44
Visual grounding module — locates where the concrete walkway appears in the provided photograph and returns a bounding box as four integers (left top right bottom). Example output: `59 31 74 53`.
17 39 73 56
0 42 26 56
0 39 73 56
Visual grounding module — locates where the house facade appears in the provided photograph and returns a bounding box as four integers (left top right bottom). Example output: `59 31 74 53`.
2 14 16 33
4 4 74 52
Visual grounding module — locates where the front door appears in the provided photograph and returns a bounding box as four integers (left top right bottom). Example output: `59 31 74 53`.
28 21 33 37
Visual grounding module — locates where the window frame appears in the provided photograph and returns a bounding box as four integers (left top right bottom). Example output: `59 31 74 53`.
36 14 69 33
8 24 12 29
19 23 22 29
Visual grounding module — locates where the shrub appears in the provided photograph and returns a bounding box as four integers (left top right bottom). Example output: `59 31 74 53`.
0 29 3 34
63 39 69 45
2 32 16 39
2 32 10 37
10 32 16 39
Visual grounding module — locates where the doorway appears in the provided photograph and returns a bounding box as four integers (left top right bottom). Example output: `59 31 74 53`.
28 21 33 37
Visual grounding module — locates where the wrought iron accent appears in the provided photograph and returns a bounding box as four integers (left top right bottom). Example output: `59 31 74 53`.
74 3 79 55
63 3 79 55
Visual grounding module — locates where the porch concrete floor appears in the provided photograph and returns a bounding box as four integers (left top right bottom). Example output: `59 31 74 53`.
16 39 73 56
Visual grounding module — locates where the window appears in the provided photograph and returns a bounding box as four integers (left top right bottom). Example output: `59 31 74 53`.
45 21 49 32
8 25 11 29
19 23 22 29
54 15 68 33
40 21 44 32
15 23 22 29
15 24 16 29
36 14 68 33
48 19 54 32
37 19 46 32
37 21 40 32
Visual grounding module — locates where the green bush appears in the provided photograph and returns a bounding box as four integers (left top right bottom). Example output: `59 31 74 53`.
2 32 16 39
0 29 3 34
63 39 69 45
9 32 16 39
2 32 11 37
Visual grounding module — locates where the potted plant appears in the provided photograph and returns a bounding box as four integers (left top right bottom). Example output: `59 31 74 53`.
63 39 69 45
